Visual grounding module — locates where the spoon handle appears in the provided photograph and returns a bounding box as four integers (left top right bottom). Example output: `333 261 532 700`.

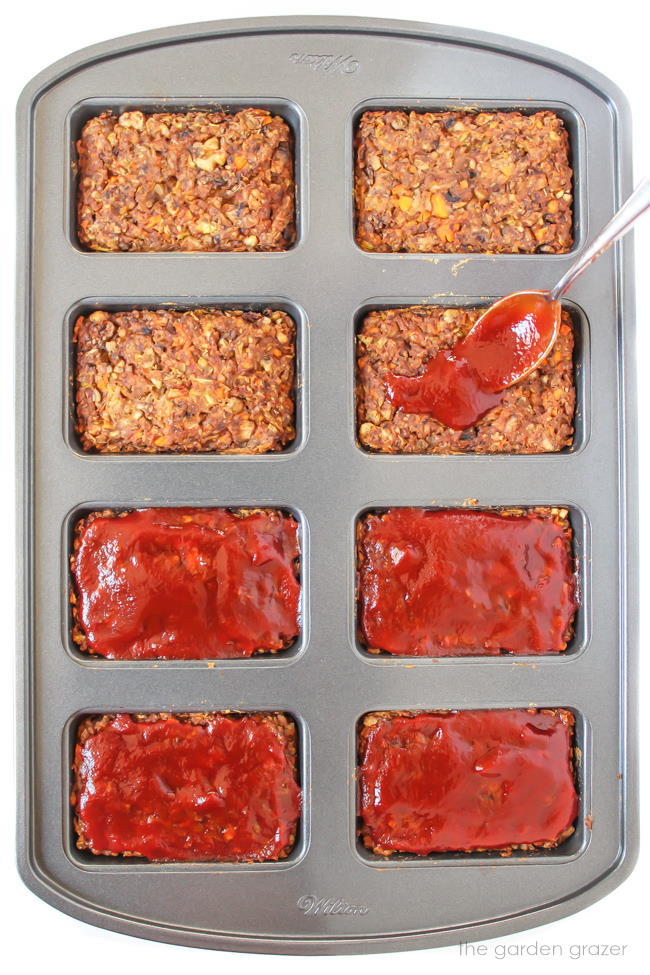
550 176 650 301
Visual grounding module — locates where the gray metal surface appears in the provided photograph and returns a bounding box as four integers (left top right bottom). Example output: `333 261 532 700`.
16 15 638 954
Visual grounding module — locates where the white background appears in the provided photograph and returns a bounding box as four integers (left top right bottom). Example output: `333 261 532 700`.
3 1 646 971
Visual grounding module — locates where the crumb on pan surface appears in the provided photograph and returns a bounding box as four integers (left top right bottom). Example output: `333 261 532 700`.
357 507 578 656
70 507 301 660
358 709 578 856
357 305 575 454
74 308 296 454
354 109 572 254
72 712 301 862
77 109 296 252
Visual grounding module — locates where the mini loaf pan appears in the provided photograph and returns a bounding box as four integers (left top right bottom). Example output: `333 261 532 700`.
16 15 638 955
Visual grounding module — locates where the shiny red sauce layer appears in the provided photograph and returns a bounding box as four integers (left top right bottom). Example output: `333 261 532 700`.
73 713 301 861
359 710 578 855
358 508 577 656
385 293 561 429
73 508 301 659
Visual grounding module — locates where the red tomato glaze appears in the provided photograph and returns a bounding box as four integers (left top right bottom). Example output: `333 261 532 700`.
386 293 561 429
358 508 577 655
73 508 300 659
359 710 578 854
74 713 301 861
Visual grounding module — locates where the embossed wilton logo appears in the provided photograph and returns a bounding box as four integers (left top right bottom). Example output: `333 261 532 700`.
297 894 369 916
289 53 360 74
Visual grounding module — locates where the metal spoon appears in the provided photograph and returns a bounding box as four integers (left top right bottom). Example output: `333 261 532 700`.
464 176 650 392
549 175 650 301
388 178 650 427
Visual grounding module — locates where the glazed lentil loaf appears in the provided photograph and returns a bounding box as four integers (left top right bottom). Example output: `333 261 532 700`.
357 305 575 453
72 712 301 862
358 709 578 856
354 110 572 253
356 507 578 656
77 108 296 252
70 507 301 659
74 308 296 453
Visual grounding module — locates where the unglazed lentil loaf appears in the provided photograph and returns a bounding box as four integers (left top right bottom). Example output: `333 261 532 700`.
357 305 575 453
354 110 572 253
72 712 301 862
74 308 296 453
77 109 296 251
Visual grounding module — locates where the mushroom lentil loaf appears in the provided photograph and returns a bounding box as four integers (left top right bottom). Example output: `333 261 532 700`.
354 110 572 253
357 305 575 453
358 709 578 856
70 507 301 659
357 507 578 656
74 308 296 453
72 712 301 862
77 108 296 252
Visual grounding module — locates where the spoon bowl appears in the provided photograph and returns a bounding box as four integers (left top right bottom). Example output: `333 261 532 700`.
463 291 562 390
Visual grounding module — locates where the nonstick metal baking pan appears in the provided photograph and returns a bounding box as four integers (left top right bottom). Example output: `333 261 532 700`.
16 14 638 954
